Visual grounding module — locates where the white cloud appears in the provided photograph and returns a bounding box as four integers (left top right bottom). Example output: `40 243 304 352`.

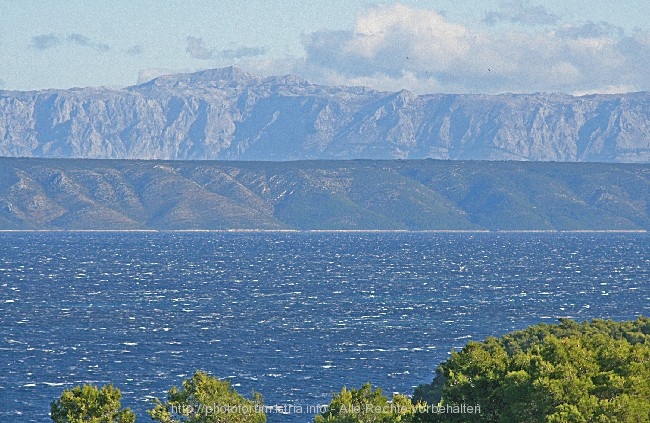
186 36 266 61
220 46 267 60
572 84 638 96
299 3 650 94
186 36 214 60
303 5 469 80
484 1 559 26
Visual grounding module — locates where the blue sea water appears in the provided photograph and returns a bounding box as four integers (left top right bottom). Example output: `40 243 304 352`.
0 231 648 422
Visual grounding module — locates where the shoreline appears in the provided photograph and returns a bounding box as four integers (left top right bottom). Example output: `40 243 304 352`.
0 229 646 233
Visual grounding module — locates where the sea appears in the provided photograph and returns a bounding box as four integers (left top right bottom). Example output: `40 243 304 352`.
1 231 648 422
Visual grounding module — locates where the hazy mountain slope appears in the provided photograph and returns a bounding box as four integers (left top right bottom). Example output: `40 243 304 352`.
0 158 647 230
1 67 649 162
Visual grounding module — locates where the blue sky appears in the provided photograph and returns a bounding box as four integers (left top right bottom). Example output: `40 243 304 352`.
2 0 650 94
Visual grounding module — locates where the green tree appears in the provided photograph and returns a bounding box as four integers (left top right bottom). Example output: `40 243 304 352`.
50 384 135 423
414 316 650 422
148 370 266 423
315 382 415 423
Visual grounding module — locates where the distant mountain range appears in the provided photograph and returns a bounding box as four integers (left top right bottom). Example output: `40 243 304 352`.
1 67 650 162
0 157 647 230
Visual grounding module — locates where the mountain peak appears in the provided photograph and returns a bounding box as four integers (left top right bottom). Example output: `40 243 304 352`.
189 66 257 84
138 66 260 89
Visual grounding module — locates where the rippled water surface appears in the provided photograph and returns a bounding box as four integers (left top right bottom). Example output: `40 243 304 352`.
1 232 649 422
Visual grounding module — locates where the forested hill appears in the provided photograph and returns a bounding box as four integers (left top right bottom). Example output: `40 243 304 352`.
1 67 650 162
0 157 647 230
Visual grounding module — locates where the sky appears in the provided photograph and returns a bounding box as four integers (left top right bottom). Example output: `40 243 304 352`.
2 0 650 94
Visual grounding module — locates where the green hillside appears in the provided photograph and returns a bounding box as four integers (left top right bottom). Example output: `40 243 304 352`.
0 158 647 230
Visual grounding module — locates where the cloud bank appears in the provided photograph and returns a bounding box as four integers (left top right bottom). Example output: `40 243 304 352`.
30 33 111 52
67 33 110 52
298 3 650 94
31 34 61 50
127 45 143 56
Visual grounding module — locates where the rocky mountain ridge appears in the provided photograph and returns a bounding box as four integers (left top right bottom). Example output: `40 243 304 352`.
1 67 649 162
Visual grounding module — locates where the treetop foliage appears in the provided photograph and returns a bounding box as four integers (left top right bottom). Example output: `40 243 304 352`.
50 383 135 423
315 382 416 423
147 370 266 423
418 316 650 422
